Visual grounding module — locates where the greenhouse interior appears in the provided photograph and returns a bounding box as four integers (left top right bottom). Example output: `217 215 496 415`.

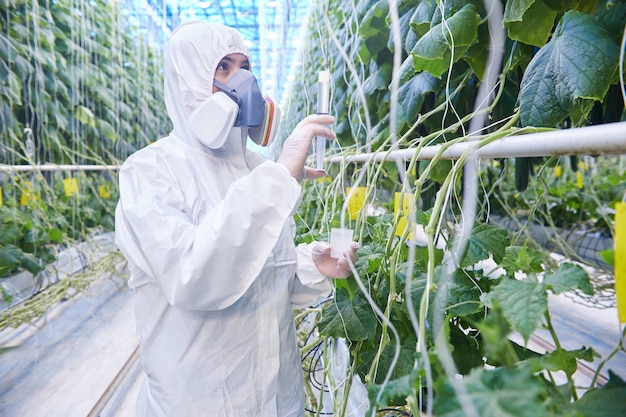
1 0 626 416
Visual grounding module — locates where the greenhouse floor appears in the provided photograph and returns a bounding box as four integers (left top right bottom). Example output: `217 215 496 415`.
0 261 625 417
0 272 142 417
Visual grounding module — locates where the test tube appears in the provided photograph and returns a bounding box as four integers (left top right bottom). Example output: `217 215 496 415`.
315 70 330 171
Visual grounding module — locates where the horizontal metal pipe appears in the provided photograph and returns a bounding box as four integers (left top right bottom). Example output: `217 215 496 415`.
329 121 626 164
0 164 121 172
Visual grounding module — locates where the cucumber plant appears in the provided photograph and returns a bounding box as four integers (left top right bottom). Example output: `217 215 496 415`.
288 0 626 415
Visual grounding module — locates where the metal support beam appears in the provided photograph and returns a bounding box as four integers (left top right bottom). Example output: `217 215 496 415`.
329 122 626 164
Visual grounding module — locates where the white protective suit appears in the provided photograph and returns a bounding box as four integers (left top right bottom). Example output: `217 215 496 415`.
114 21 332 417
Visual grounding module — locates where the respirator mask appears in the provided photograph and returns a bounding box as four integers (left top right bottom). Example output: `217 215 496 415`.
215 70 281 147
188 69 281 149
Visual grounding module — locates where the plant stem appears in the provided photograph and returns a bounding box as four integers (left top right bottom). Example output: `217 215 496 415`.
544 308 578 400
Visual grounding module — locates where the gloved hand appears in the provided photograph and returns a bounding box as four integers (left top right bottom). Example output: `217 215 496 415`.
277 114 336 182
311 242 359 279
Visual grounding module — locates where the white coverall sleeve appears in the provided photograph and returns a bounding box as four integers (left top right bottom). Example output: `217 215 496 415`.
115 157 301 311
291 242 333 309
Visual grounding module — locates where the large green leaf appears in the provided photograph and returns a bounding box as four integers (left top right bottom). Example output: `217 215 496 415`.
500 246 546 276
396 70 439 130
357 0 390 61
0 33 18 62
367 369 419 408
569 372 626 417
434 366 549 417
543 262 594 295
0 65 22 104
446 270 484 317
20 252 44 274
460 223 510 268
97 119 117 143
595 0 626 43
411 4 481 78
0 223 21 244
362 62 392 95
408 0 436 37
318 287 378 342
359 335 417 385
519 10 620 127
504 0 558 46
0 244 23 272
486 275 547 343
530 346 598 377
75 105 96 128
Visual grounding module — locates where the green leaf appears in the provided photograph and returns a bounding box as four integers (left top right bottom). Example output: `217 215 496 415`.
543 262 594 295
396 70 439 129
1 285 13 305
368 369 419 408
486 276 547 343
20 252 43 275
0 34 18 62
362 62 392 95
446 270 483 317
530 346 599 377
409 0 436 37
0 244 23 272
463 23 490 79
0 223 21 244
460 223 510 268
357 0 390 61
97 119 117 143
3 68 23 105
47 227 64 243
599 248 614 266
411 4 481 78
434 366 549 417
333 276 362 301
75 105 96 128
569 372 626 417
519 11 620 127
500 246 546 276
504 0 558 47
355 244 386 274
595 1 626 43
363 334 418 384
544 0 579 11
450 324 484 374
318 287 378 342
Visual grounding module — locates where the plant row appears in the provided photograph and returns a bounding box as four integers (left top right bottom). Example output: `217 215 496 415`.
288 0 626 416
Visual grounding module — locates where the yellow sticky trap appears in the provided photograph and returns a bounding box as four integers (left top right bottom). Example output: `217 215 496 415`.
20 181 37 206
98 184 111 199
346 187 367 220
394 192 415 238
63 178 79 197
555 166 562 178
0 185 3 207
616 203 626 323
576 171 583 189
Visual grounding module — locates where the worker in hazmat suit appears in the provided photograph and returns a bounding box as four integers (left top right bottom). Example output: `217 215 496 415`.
114 20 358 417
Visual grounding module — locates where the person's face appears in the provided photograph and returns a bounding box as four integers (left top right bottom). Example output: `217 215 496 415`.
213 53 250 93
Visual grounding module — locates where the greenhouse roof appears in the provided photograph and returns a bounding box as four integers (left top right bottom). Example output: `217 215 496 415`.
131 0 311 105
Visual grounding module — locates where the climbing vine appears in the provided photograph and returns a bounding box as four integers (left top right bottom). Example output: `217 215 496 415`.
288 0 626 415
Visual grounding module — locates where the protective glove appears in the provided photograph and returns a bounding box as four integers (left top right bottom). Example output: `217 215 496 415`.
277 114 336 182
311 242 359 279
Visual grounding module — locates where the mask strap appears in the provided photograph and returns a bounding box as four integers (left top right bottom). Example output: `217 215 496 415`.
213 79 233 94
213 80 242 111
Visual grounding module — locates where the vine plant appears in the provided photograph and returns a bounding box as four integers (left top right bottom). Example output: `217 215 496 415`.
287 0 626 416
0 1 169 309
